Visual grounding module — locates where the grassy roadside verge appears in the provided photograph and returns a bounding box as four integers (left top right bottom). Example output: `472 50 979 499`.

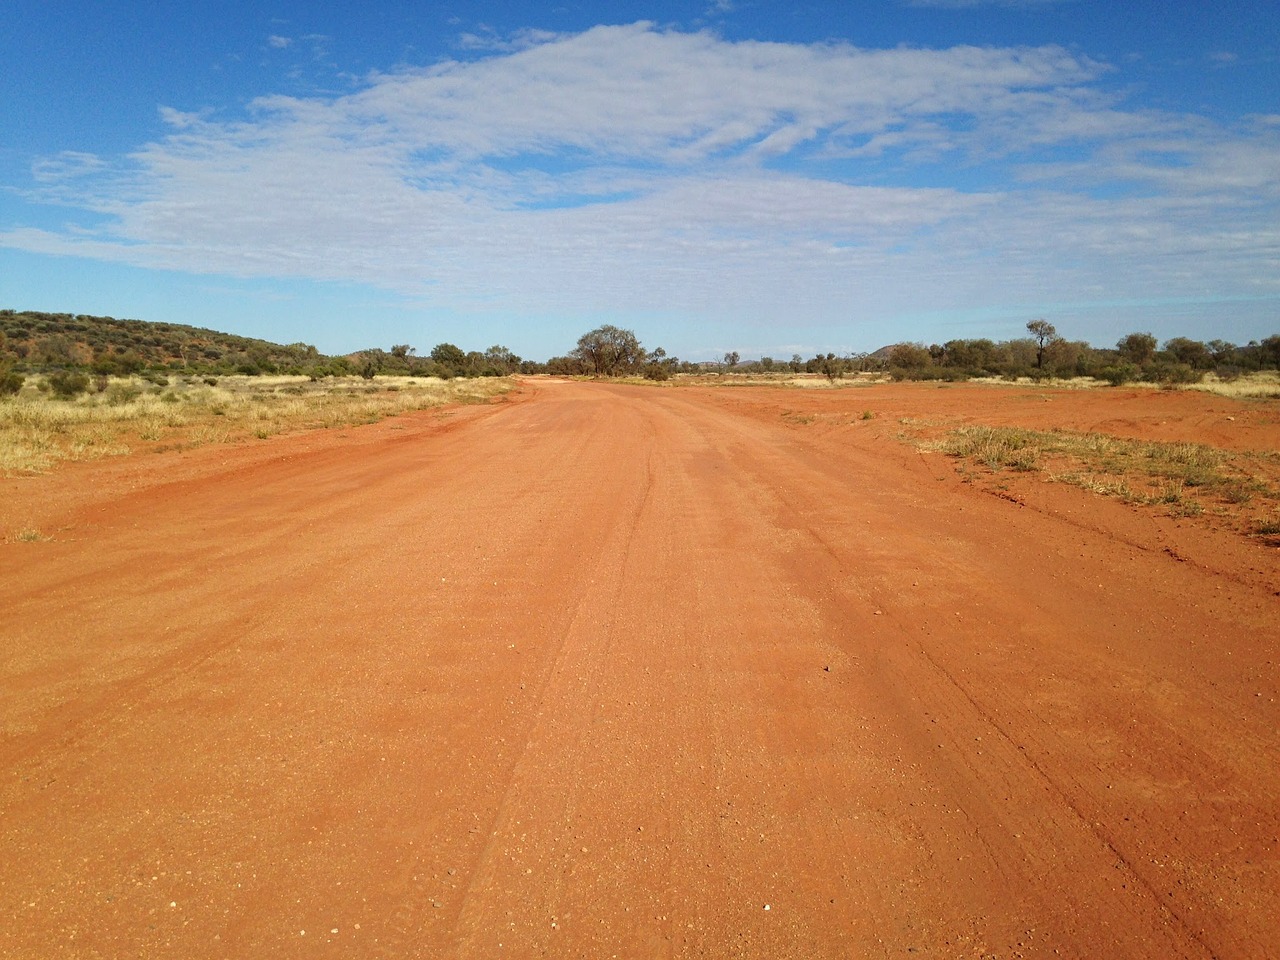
0 374 515 475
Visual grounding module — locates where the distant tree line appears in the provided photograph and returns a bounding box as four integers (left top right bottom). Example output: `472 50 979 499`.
875 321 1280 386
537 321 1279 387
4 310 1278 402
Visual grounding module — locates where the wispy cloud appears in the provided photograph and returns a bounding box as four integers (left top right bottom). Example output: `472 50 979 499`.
31 151 106 182
456 26 564 52
3 22 1276 342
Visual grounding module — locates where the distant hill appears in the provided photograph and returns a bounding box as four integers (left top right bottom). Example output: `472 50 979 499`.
0 309 322 375
0 309 528 379
866 344 898 363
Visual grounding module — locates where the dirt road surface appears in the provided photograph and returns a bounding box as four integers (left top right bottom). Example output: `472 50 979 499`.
2 380 1277 959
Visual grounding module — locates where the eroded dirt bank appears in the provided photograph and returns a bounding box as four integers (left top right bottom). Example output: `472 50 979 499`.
2 380 1277 958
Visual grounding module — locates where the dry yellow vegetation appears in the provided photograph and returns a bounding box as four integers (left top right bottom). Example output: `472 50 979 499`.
0 374 514 475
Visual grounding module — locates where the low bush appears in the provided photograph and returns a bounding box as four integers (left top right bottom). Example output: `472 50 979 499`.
1097 364 1139 386
1144 361 1203 386
48 370 90 398
104 382 143 405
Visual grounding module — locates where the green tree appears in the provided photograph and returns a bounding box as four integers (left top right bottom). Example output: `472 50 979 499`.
1206 339 1237 367
572 325 645 377
1162 337 1211 370
1117 332 1158 365
430 343 467 370
483 345 520 374
889 343 932 369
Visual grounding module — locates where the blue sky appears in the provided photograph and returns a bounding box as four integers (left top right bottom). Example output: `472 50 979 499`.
2 1 1277 361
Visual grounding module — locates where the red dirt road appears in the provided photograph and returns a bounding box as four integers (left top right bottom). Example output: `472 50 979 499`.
2 380 1278 959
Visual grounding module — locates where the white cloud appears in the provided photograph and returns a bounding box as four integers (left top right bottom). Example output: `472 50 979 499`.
3 22 1276 343
267 35 292 49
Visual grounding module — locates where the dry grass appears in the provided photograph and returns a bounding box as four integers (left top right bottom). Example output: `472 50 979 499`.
0 374 514 475
928 425 1280 517
1182 370 1280 399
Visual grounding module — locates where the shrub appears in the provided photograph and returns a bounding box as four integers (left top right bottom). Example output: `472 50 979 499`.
48 370 91 398
0 369 23 397
1097 364 1138 386
105 382 143 405
1144 361 1202 386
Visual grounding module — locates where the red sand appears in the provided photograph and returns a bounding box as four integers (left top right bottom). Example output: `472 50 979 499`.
2 379 1277 958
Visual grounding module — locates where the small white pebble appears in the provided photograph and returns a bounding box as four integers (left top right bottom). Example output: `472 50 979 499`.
764 904 771 911
331 928 338 934
170 902 177 908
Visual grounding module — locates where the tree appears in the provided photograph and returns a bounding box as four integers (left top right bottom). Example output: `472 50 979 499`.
572 325 645 377
483 345 520 374
820 355 846 381
1117 332 1157 365
723 351 740 370
430 342 467 373
1206 339 1237 366
1162 337 1211 370
1026 319 1059 370
1259 334 1280 370
390 344 415 359
889 343 932 369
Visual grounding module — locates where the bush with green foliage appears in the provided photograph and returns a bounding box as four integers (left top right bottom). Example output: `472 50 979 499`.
1097 364 1139 386
48 370 90 398
0 366 22 396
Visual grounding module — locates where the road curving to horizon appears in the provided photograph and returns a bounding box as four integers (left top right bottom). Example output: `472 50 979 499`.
2 378 1277 958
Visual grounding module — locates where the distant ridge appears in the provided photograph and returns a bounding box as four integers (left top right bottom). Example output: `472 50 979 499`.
0 309 321 375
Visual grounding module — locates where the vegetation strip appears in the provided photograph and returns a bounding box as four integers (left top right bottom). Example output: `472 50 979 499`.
927 425 1280 528
0 375 513 475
